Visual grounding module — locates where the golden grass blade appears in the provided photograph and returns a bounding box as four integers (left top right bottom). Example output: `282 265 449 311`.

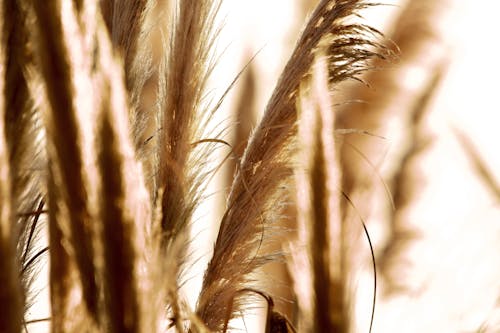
1 8 24 330
97 96 142 333
93 17 151 332
157 0 221 246
30 0 101 323
197 1 386 331
294 55 346 332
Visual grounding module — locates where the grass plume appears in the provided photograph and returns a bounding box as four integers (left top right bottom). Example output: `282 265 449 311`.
156 0 221 248
196 1 386 331
1 0 466 332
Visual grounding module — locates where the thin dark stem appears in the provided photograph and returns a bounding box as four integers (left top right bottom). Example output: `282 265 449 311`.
21 198 45 266
21 247 49 275
25 317 51 325
342 192 377 333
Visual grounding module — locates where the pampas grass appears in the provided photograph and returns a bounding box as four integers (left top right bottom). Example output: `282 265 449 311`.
196 0 387 329
2 0 477 332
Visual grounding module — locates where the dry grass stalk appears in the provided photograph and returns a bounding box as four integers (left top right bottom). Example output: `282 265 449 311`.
30 0 102 325
153 1 224 328
153 0 225 331
93 18 151 332
196 1 386 331
156 0 221 249
294 55 346 332
1 7 24 330
97 93 142 333
29 0 153 331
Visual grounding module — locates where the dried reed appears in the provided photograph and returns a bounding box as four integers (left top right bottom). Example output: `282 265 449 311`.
94 18 151 332
156 0 221 247
154 1 223 328
196 1 386 331
31 0 102 325
0 0 405 332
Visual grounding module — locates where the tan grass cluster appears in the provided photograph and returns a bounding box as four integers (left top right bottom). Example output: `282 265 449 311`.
0 0 455 332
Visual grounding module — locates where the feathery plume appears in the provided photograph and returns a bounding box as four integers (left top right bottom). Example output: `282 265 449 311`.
156 0 221 249
197 1 386 331
154 2 223 328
